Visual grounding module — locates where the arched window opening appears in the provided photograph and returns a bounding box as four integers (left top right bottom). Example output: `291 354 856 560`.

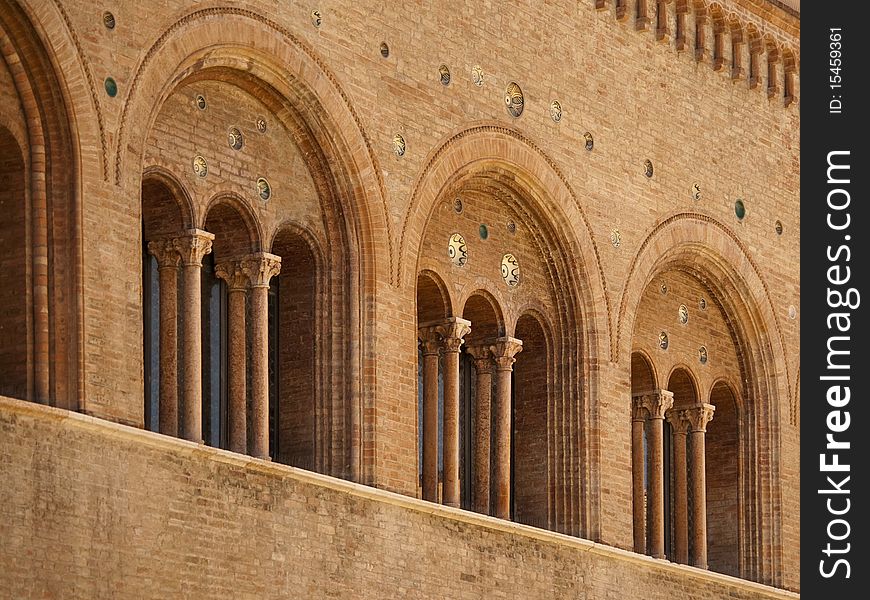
203 202 257 452
729 21 746 80
141 176 187 436
270 229 317 469
630 351 656 555
416 272 450 502
461 293 502 515
512 314 548 529
707 381 740 577
666 368 698 563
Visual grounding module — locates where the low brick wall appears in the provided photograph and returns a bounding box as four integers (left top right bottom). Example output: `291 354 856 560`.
0 397 798 599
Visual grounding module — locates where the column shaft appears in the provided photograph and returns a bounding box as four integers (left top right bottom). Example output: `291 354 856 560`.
631 414 646 554
174 230 213 444
438 318 471 508
686 403 715 570
648 415 666 558
641 390 673 559
420 331 440 502
216 261 249 455
466 347 493 515
227 288 246 454
242 253 281 460
181 262 203 442
491 337 522 520
249 286 269 458
672 423 689 564
157 264 179 436
691 429 709 568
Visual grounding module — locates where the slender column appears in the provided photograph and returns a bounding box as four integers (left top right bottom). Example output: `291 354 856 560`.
418 326 441 502
173 229 214 443
630 394 648 554
490 337 522 520
642 389 674 559
466 344 493 515
686 403 715 569
437 318 471 508
242 252 281 460
147 239 181 436
667 408 692 564
694 13 709 62
214 260 248 454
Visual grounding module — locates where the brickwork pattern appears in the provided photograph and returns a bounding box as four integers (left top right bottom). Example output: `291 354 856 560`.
0 397 798 600
0 0 799 593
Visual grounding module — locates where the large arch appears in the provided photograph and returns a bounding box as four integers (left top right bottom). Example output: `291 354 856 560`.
0 0 83 409
617 212 788 586
118 11 386 483
406 125 603 538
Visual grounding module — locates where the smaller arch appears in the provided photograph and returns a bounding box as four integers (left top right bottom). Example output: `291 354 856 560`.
631 350 658 395
727 16 745 80
513 311 552 529
674 0 690 50
270 224 320 470
202 193 262 261
666 365 700 408
709 4 726 71
416 269 452 324
707 379 741 577
461 289 505 344
141 166 195 233
782 46 798 107
763 35 781 98
746 23 762 89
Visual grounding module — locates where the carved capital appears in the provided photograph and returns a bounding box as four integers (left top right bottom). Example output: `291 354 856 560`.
666 408 691 434
437 317 471 353
147 237 181 269
631 394 648 421
241 252 282 288
417 325 442 356
465 344 494 374
173 229 214 267
214 260 248 291
641 389 674 420
684 403 715 432
490 336 523 371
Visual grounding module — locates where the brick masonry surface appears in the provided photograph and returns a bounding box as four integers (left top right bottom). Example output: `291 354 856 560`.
0 0 799 594
0 397 799 600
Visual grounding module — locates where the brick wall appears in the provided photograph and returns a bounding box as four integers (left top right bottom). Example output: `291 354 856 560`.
0 397 798 600
1 0 799 590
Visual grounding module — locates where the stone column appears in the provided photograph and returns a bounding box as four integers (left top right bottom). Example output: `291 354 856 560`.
418 326 441 502
630 394 648 554
667 408 691 564
686 403 715 569
466 344 493 515
242 252 281 460
437 318 471 508
215 260 248 455
147 238 182 437
642 390 674 559
490 336 522 520
174 229 214 443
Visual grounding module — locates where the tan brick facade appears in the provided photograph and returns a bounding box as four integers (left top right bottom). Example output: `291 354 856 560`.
0 0 799 596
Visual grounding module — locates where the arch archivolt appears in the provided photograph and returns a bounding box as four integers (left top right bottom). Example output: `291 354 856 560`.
118 6 388 285
622 212 787 585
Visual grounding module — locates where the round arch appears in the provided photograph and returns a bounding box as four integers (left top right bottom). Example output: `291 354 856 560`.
119 11 387 484
0 0 82 409
202 192 263 258
405 124 604 538
617 212 788 586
